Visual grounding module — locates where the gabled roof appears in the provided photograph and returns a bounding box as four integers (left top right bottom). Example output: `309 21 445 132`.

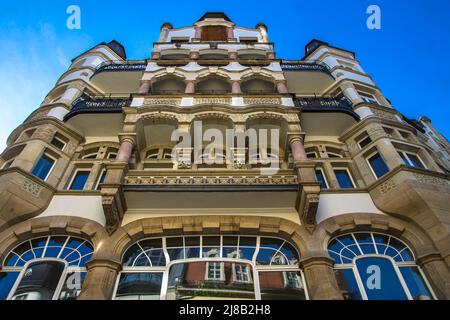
197 12 232 22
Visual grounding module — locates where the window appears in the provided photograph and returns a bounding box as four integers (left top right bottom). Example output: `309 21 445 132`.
328 232 435 300
334 169 355 189
358 92 378 104
50 135 67 151
68 170 90 190
107 152 117 160
115 235 306 300
201 26 227 41
398 151 426 169
82 153 97 160
367 152 389 179
306 152 318 159
2 159 14 170
31 152 55 181
315 169 329 189
357 135 372 150
0 236 93 300
96 170 107 191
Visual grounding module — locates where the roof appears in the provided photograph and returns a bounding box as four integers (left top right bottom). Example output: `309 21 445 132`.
197 12 232 22
71 40 127 62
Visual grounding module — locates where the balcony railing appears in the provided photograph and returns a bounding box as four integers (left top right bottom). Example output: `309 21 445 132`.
293 96 360 120
94 61 147 74
281 61 332 75
64 95 132 121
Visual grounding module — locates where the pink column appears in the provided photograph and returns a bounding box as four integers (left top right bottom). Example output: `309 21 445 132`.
138 81 151 94
185 81 195 94
116 140 134 163
227 27 234 40
195 27 202 39
290 138 307 161
232 81 242 94
276 81 289 94
228 52 238 59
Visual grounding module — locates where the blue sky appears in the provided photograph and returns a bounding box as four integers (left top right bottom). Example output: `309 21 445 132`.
0 0 449 150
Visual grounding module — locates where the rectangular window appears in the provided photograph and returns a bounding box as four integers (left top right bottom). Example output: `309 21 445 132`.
398 151 426 169
234 264 250 282
358 92 378 104
107 152 117 160
368 153 390 179
357 135 372 149
50 136 66 151
207 262 223 280
69 170 90 190
96 170 107 191
31 153 55 181
315 169 329 189
334 169 355 189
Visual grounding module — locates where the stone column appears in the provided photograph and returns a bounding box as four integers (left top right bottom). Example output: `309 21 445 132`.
116 137 135 163
227 27 234 40
301 255 343 300
158 23 172 42
194 27 202 40
78 259 122 300
185 81 195 94
340 82 363 105
138 80 151 94
290 136 307 161
228 52 238 59
417 253 450 299
12 140 48 172
231 81 242 94
276 81 289 94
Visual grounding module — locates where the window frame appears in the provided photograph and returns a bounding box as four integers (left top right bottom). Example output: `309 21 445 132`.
398 151 427 169
50 135 67 151
32 151 57 182
333 167 356 189
315 168 329 189
366 151 390 179
112 235 307 301
329 232 437 301
67 169 91 191
1 159 14 170
356 135 372 150
95 169 107 191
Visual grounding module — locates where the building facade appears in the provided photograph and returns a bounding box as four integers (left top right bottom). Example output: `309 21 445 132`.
0 12 449 300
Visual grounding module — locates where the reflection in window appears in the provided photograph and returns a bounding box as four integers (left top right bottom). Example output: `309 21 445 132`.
116 235 304 300
1 236 93 300
31 153 55 181
328 232 435 300
259 271 306 300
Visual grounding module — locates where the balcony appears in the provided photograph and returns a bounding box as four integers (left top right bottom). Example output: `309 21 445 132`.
294 96 359 121
64 95 132 121
94 61 147 75
281 61 332 76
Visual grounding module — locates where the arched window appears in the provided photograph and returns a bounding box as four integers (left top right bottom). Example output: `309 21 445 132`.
0 236 93 300
328 232 435 300
114 235 307 300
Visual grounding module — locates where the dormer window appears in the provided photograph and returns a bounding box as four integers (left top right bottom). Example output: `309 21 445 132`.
201 26 227 41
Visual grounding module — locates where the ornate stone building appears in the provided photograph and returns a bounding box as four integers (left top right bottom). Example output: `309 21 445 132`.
0 12 449 300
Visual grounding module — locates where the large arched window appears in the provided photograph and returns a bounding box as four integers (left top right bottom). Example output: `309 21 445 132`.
0 236 93 300
328 232 435 300
114 235 308 300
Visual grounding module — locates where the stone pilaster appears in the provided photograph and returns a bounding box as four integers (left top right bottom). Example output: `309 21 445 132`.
78 259 122 300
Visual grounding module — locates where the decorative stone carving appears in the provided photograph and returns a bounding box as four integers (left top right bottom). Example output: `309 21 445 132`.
378 179 397 194
244 97 281 105
125 174 298 186
194 97 231 105
371 108 398 121
22 179 43 197
144 98 181 106
413 173 449 187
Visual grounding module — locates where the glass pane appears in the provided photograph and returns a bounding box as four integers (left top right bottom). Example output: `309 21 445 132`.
256 248 280 265
122 243 142 267
400 267 433 300
97 171 107 190
335 268 362 300
167 248 185 261
277 242 299 265
260 237 284 250
315 170 328 189
202 236 220 258
166 262 255 300
334 170 354 189
58 272 86 300
369 154 389 178
259 271 306 300
398 152 410 166
50 137 65 150
407 154 425 169
11 261 65 300
69 171 90 190
31 154 54 180
0 272 19 300
356 257 408 300
115 273 163 300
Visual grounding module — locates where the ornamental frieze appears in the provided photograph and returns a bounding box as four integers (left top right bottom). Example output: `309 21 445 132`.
243 97 281 105
194 97 231 105
125 175 298 186
144 98 181 106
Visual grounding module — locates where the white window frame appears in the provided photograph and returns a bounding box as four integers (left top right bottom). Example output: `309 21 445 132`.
107 152 117 160
315 168 329 189
1 158 14 170
333 167 356 189
306 151 318 159
232 263 252 283
50 135 67 151
33 152 57 182
327 151 343 158
95 169 107 190
205 261 225 281
366 151 389 180
112 235 308 301
356 135 372 150
358 91 379 104
81 152 98 160
67 169 91 191
398 150 427 169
